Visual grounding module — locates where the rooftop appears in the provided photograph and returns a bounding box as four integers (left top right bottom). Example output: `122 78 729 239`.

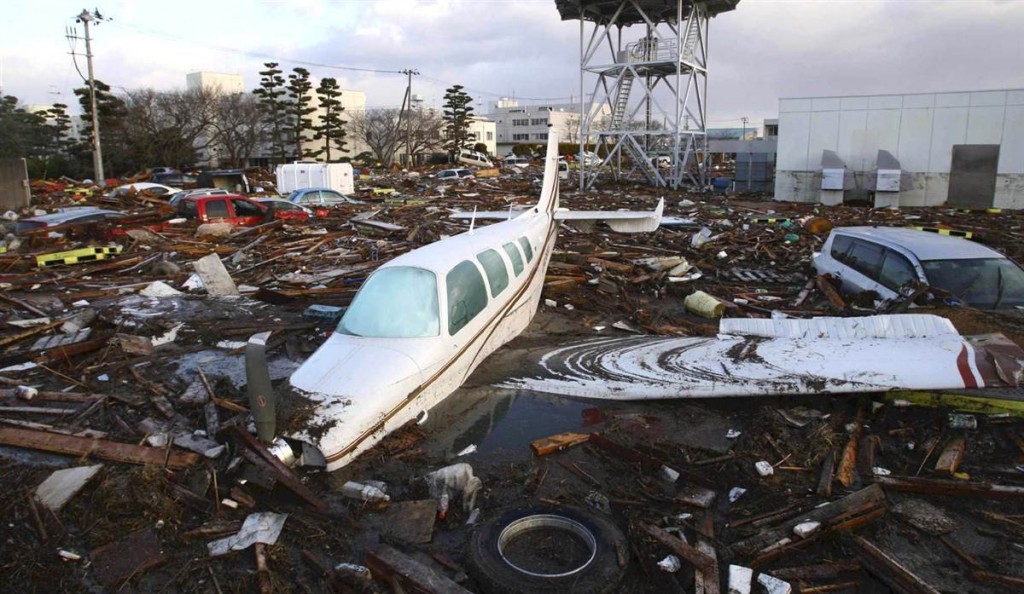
554 0 740 25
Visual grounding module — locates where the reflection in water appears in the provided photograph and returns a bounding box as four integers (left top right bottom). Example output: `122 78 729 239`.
420 386 595 461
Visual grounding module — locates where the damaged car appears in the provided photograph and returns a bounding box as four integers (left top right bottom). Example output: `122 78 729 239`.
813 226 1024 309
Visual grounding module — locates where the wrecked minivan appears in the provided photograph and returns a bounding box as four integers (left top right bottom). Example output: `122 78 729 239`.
813 226 1024 309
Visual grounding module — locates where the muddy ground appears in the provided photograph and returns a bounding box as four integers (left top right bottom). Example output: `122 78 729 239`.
2 303 1023 593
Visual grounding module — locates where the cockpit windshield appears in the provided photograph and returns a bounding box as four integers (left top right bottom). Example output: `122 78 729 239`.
338 267 440 337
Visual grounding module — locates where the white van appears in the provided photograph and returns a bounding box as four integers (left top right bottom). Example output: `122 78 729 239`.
276 162 355 196
457 149 493 168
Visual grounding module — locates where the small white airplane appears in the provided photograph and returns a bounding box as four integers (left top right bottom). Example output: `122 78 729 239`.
251 133 664 471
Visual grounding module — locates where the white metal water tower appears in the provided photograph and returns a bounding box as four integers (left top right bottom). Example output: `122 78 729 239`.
554 0 740 190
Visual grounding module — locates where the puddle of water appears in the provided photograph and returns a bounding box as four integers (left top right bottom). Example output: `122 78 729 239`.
420 386 594 461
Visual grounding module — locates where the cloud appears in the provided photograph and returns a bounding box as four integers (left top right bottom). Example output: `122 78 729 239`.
2 0 1022 128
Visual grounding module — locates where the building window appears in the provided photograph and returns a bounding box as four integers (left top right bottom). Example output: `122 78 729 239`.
531 118 546 126
512 133 530 141
512 118 529 126
533 133 548 141
486 131 493 141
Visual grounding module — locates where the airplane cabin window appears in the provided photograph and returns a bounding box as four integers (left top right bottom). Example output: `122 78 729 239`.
477 249 509 297
518 237 533 262
503 242 524 276
447 260 488 335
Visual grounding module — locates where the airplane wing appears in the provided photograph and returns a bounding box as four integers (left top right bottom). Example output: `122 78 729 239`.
448 198 666 233
554 198 664 233
498 314 1024 400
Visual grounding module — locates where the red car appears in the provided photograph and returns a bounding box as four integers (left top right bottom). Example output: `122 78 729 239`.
254 197 326 221
175 194 268 226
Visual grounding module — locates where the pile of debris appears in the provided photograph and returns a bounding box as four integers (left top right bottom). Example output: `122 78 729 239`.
0 168 1023 592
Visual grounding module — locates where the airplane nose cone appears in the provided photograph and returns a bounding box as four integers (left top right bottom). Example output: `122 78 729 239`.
290 338 424 398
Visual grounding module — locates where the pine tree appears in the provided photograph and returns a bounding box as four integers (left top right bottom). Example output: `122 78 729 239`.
311 77 347 162
45 103 74 154
252 62 287 164
286 67 316 160
442 85 474 161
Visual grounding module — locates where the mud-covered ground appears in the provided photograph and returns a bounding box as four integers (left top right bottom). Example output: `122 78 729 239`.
3 305 1023 593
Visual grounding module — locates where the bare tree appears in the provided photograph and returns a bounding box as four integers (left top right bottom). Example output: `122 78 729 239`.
562 114 581 144
400 109 445 165
347 108 403 165
209 92 267 167
122 87 217 168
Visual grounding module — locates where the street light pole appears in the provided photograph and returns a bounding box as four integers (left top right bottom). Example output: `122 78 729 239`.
77 9 105 185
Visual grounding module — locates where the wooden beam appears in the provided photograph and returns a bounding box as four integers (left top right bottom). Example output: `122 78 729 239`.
0 425 197 469
850 536 940 594
641 523 715 570
365 545 473 594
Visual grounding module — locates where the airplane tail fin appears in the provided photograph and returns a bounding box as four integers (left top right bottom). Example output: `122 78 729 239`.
537 132 560 214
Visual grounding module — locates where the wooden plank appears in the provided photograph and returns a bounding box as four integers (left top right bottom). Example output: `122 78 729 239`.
850 536 940 594
641 523 715 570
875 475 1024 500
365 544 473 594
934 437 966 474
0 425 198 469
816 275 846 309
726 484 886 559
530 432 590 456
769 560 861 580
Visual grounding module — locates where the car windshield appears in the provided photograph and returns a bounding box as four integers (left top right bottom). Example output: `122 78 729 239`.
921 257 1024 309
338 267 440 338
285 190 304 202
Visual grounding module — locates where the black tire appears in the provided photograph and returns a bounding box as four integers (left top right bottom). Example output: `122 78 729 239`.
467 505 628 594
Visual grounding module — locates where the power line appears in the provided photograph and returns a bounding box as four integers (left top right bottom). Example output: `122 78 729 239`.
106 21 406 75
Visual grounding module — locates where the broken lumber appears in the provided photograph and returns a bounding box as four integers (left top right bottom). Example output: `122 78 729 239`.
641 523 715 570
815 275 846 310
365 545 473 594
850 536 940 594
726 484 886 559
837 399 866 488
0 426 198 469
875 475 1024 500
530 432 589 456
769 559 861 580
934 437 966 474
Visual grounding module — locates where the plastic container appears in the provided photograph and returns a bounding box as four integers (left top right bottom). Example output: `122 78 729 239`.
684 291 724 319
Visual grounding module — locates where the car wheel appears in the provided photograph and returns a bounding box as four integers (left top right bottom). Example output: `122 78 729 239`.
467 505 627 594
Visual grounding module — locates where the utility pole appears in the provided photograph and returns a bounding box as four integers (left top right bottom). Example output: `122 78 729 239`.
399 69 419 168
75 8 106 185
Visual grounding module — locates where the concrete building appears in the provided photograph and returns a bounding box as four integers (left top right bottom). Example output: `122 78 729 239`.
486 98 609 155
466 116 497 156
186 72 245 95
775 89 1024 209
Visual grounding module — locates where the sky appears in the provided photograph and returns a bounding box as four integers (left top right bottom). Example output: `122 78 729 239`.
2 0 1023 129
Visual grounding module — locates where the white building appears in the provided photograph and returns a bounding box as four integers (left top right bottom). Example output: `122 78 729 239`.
775 89 1024 209
186 72 245 95
466 116 497 156
486 98 608 155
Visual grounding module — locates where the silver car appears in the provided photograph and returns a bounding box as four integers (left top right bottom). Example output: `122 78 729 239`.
813 226 1024 309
